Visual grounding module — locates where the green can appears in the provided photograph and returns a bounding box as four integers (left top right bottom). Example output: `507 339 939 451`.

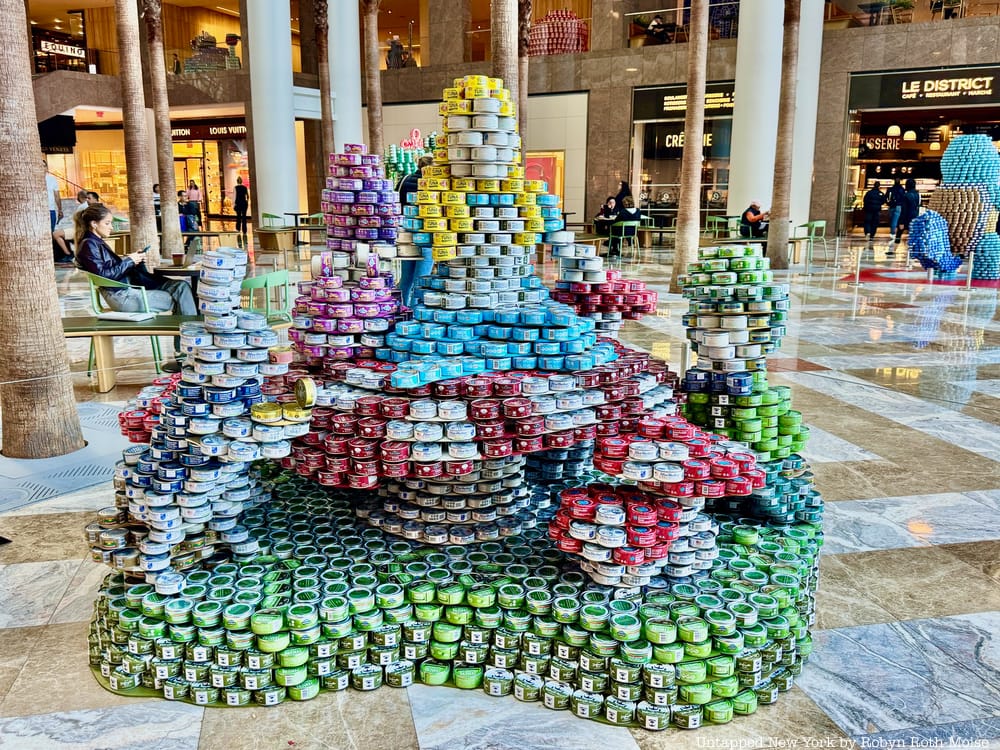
636 701 671 730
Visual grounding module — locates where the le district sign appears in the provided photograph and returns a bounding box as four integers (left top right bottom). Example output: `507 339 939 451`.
850 65 1000 109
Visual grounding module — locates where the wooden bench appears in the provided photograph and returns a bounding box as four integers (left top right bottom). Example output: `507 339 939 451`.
63 315 200 393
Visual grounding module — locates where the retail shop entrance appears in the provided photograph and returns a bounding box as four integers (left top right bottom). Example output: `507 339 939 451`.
841 65 1000 235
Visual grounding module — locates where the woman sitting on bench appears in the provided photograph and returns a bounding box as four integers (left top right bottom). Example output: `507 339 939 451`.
75 205 196 372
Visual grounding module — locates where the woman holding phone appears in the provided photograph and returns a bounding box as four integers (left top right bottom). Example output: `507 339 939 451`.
75 205 196 372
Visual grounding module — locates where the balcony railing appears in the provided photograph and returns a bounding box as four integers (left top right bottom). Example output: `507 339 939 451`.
624 1 740 49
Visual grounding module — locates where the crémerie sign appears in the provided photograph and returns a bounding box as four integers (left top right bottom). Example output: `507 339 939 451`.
633 81 736 122
850 66 1000 109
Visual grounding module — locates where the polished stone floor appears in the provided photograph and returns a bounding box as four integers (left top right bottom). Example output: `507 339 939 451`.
0 239 998 749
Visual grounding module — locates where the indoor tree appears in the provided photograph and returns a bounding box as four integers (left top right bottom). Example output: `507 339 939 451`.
362 0 385 157
115 0 159 264
141 0 181 263
315 0 336 159
518 0 531 144
0 0 85 457
492 0 519 105
670 0 709 294
767 0 802 271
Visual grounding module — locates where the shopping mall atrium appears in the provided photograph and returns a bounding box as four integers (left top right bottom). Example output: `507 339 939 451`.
0 1 998 748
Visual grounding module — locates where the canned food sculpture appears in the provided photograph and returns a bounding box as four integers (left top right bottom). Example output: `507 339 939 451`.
87 74 822 732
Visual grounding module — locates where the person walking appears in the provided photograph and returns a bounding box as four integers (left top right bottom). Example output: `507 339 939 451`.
892 178 921 254
862 181 886 247
234 176 249 238
886 178 905 240
186 180 203 226
45 163 61 231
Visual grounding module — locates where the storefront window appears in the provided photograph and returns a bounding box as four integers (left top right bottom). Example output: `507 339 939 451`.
632 82 734 228
172 121 250 226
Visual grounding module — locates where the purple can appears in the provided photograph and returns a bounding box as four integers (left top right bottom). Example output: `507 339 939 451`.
313 317 339 333
354 303 380 318
355 228 379 240
327 303 354 318
326 289 351 303
338 318 365 334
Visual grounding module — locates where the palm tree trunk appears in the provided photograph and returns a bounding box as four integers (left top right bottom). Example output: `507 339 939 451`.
362 0 384 157
115 0 159 264
492 0 518 104
315 0 335 158
0 0 84 458
669 0 709 295
141 0 180 265
768 0 801 271
517 0 531 145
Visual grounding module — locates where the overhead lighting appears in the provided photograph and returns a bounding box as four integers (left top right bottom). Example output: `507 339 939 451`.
903 129 917 141
886 125 901 137
625 67 638 72
929 142 941 151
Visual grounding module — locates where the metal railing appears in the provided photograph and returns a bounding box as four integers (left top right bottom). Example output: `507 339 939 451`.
465 16 593 62
623 2 740 48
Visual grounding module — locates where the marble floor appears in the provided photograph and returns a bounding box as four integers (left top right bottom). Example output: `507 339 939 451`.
0 239 998 749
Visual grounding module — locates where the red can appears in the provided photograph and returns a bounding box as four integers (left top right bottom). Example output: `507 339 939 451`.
331 414 359 435
682 459 711 480
482 439 513 457
355 395 383 415
666 422 695 441
687 438 712 458
381 461 409 478
357 417 388 439
444 459 475 476
729 452 757 472
574 425 597 441
516 416 546 437
724 476 751 496
595 404 622 421
493 378 522 397
432 379 463 398
514 436 545 453
627 504 659 526
569 497 596 519
325 455 350 472
502 398 533 419
657 501 683 522
614 546 645 566
348 474 379 489
295 463 314 477
637 418 665 438
593 457 625 474
656 521 681 541
470 399 502 421
557 536 583 553
745 468 767 489
545 430 575 449
710 457 740 479
348 438 378 460
595 422 620 436
464 378 493 398
628 526 658 547
476 420 506 439
697 479 727 497
351 458 379 476
317 470 345 486
414 461 443 478
324 436 350 455
559 487 589 505
380 440 411 462
379 398 410 418
598 437 630 458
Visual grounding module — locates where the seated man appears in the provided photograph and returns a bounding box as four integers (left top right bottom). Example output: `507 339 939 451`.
739 199 769 239
645 14 673 43
608 196 643 257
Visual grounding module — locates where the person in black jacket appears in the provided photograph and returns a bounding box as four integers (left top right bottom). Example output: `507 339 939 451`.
608 196 643 257
75 205 196 372
234 176 249 236
614 181 632 206
892 178 921 252
862 181 886 246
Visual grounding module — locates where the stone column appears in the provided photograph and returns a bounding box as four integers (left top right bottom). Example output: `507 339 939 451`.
726 0 783 216
244 0 299 220
789 0 824 227
330 0 364 149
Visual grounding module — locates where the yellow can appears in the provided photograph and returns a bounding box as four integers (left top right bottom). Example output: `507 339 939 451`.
446 205 471 218
450 218 475 232
442 191 467 205
515 193 537 206
422 217 448 231
487 77 503 89
464 74 489 88
416 191 440 204
525 218 546 232
424 165 451 178
432 246 457 261
514 232 539 246
477 179 501 193
451 178 476 192
446 99 473 113
506 166 524 179
443 87 461 100
501 179 524 192
432 232 458 246
519 205 541 218
438 102 450 116
417 204 443 218
499 101 514 116
420 177 450 191
465 86 491 99
525 180 546 193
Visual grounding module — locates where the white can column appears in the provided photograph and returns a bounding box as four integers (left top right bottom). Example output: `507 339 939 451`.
726 0 784 217
245 0 298 219
330 1 364 150
789 0 824 227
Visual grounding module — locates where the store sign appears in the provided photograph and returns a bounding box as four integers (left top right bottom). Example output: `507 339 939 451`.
863 136 900 151
400 129 423 149
171 122 247 139
644 119 732 159
633 82 735 122
40 40 85 59
850 66 1000 109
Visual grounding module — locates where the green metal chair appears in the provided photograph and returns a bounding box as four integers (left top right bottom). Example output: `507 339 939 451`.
240 269 293 324
795 220 830 262
260 212 285 228
83 271 164 375
608 220 641 258
705 215 729 238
